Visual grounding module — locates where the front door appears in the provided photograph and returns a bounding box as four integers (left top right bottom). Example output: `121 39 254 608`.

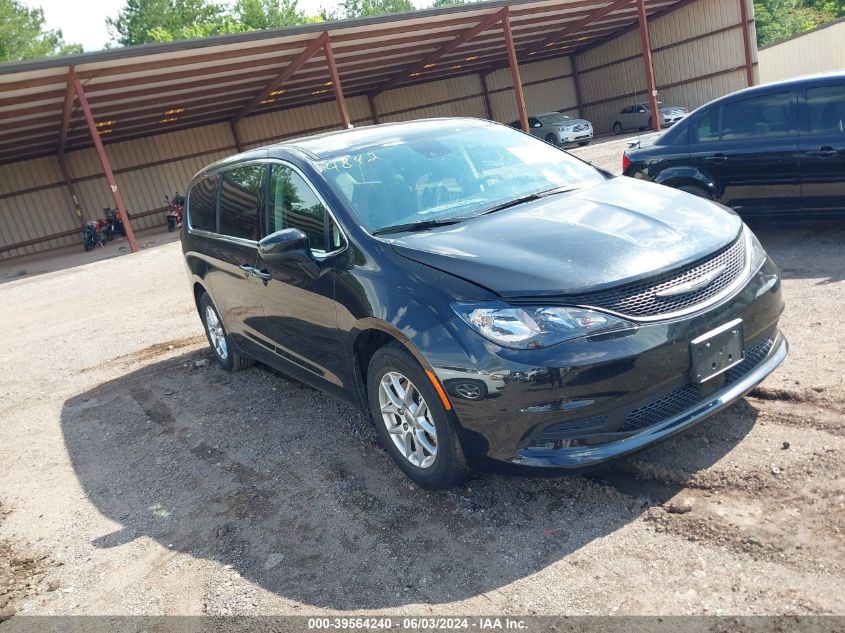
800 83 845 214
204 164 268 358
251 162 348 396
688 90 801 215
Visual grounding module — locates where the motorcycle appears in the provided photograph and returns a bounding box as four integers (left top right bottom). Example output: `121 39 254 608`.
101 207 126 241
82 220 106 252
164 194 184 232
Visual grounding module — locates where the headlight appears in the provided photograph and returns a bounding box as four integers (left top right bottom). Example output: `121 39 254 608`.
745 224 767 272
452 302 633 349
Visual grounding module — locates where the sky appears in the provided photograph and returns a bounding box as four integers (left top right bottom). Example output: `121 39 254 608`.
22 0 419 52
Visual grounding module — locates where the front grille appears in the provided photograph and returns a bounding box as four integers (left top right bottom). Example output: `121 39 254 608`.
573 124 588 132
619 337 774 434
564 233 746 318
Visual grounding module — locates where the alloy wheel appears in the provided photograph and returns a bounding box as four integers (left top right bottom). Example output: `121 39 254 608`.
378 371 438 468
205 305 228 361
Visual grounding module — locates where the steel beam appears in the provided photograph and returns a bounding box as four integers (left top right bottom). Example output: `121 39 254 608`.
368 93 380 124
58 66 76 156
524 0 634 58
324 35 351 128
635 0 661 132
56 153 85 229
502 10 529 132
374 7 507 96
233 32 328 124
738 0 755 86
72 77 140 253
231 121 244 152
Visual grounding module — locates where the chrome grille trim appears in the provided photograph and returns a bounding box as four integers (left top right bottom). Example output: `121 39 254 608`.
561 230 751 322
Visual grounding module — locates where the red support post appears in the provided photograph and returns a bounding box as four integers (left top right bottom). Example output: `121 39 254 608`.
231 121 244 152
72 77 139 253
635 0 661 132
368 93 380 124
502 10 529 133
738 0 755 86
323 35 351 129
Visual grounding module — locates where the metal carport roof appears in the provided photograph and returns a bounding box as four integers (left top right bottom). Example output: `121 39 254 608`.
0 0 689 166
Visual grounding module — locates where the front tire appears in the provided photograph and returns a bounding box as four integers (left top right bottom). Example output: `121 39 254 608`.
677 184 713 200
367 343 468 489
578 141 590 146
544 133 558 145
198 292 253 372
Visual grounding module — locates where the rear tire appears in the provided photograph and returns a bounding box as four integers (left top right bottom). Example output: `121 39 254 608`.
677 184 713 200
367 342 468 489
198 292 254 372
613 121 623 135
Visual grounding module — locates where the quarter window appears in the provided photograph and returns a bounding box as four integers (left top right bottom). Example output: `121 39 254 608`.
806 85 845 136
693 108 721 143
188 175 218 231
720 92 795 141
218 164 266 241
269 165 341 253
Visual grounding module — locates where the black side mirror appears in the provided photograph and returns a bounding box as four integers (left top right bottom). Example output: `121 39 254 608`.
258 228 311 263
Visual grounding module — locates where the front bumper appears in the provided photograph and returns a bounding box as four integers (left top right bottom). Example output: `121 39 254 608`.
559 130 593 144
411 257 785 469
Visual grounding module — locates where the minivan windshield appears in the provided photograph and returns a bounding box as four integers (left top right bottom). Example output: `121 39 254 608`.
317 124 606 234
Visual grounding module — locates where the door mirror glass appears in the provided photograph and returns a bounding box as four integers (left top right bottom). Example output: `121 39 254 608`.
258 228 310 262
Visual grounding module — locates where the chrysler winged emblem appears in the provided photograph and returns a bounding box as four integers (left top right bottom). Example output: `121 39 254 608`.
655 264 727 298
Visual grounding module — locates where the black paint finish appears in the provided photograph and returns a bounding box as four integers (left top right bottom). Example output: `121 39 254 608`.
182 118 787 471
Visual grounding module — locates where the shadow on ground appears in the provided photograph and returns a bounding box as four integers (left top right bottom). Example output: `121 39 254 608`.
60 350 758 609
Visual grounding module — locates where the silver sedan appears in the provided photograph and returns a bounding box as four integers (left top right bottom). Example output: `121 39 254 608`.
509 112 594 146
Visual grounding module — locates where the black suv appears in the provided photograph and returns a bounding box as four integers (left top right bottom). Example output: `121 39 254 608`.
623 72 845 216
182 118 786 488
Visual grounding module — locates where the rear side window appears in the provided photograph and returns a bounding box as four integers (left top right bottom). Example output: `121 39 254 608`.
693 108 721 143
188 175 219 231
806 85 845 136
219 164 266 241
721 92 795 141
269 165 342 253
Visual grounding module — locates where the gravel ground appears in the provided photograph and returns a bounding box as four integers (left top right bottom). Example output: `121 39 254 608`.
0 137 843 619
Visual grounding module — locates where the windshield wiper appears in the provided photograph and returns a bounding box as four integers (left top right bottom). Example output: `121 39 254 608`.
371 217 465 236
476 186 576 217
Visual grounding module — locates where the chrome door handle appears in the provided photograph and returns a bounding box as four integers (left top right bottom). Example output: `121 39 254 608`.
239 263 255 274
807 146 838 158
253 269 272 282
703 154 727 163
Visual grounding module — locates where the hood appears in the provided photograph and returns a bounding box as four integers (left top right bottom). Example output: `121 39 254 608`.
660 106 687 115
558 118 591 128
389 177 742 298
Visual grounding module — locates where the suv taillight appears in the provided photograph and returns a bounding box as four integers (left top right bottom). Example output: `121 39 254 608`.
622 153 631 173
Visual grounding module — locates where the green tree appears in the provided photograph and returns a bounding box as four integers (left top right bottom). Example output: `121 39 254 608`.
231 0 306 30
106 0 228 46
0 0 82 62
322 0 414 20
754 0 839 47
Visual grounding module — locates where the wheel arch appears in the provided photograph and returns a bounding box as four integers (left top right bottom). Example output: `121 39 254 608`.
654 167 718 197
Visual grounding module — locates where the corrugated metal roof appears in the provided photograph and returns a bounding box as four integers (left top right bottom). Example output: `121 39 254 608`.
0 0 682 165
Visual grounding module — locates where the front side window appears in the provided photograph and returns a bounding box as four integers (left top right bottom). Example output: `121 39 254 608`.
218 164 266 241
721 92 795 141
188 174 219 231
269 165 341 253
317 123 606 234
806 85 845 136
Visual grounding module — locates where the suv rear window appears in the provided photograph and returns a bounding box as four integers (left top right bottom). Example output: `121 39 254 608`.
188 175 219 231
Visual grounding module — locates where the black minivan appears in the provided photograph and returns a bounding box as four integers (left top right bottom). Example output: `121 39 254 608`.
623 72 845 215
183 118 786 488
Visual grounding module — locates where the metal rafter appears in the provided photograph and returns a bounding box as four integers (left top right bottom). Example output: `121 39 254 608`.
233 32 328 124
324 35 351 128
373 7 508 96
523 0 634 58
502 9 529 132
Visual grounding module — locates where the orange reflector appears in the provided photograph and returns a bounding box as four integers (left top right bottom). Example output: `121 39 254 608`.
425 370 452 411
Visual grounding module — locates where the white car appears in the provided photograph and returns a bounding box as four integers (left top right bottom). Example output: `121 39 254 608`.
509 112 594 146
612 102 688 134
